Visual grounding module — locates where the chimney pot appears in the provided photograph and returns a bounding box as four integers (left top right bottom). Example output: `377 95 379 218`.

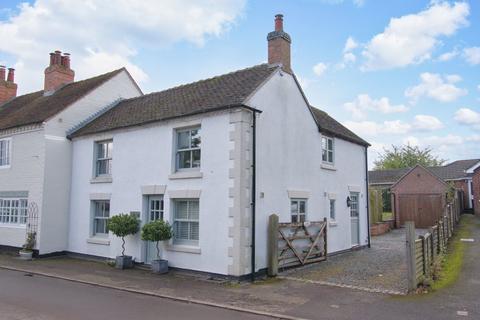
7 68 15 82
0 66 5 81
49 52 55 66
275 14 284 31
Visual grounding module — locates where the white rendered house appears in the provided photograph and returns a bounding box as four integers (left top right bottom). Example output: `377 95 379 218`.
0 52 142 254
67 15 370 278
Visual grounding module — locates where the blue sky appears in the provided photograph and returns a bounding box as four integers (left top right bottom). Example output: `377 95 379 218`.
0 1 479 167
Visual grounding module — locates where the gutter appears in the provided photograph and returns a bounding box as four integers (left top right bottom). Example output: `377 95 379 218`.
365 147 371 248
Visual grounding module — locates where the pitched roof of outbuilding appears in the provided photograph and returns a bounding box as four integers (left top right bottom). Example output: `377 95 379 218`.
0 68 126 131
69 64 279 138
369 159 480 185
309 107 370 147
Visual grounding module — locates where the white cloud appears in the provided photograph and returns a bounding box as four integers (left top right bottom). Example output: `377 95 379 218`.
0 0 246 93
463 47 480 65
412 114 444 131
344 36 358 53
361 2 469 70
343 120 410 136
437 49 459 61
454 108 480 128
344 94 408 120
313 62 328 77
466 135 480 142
353 0 365 7
405 72 467 104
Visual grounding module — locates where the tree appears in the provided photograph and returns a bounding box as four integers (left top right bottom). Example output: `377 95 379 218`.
107 214 140 256
141 220 173 260
374 144 446 170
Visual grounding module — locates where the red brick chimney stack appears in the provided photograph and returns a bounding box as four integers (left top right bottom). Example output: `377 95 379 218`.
267 14 292 73
0 65 18 105
44 50 75 92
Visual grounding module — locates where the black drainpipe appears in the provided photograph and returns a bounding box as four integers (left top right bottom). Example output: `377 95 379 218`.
250 111 257 282
365 146 371 248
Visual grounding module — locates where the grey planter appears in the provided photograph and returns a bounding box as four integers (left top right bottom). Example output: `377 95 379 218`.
115 255 134 269
151 259 169 274
19 250 33 261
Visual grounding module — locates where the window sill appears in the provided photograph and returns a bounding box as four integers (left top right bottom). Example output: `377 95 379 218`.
86 237 110 246
321 163 337 171
166 244 201 254
0 224 26 229
90 176 113 184
329 221 338 227
168 171 203 180
0 165 11 170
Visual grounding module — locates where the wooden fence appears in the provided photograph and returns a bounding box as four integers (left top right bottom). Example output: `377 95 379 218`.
267 214 327 276
406 197 461 291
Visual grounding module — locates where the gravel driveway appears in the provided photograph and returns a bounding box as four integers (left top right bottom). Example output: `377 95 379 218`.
281 229 416 294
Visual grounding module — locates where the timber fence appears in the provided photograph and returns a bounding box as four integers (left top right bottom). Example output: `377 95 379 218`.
405 197 461 291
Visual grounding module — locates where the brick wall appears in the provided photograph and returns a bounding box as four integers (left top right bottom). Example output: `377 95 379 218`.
453 179 469 209
473 168 480 216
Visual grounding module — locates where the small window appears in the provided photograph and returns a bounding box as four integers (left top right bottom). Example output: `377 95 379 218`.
93 200 110 236
322 136 334 164
0 139 11 168
349 193 359 218
175 127 201 171
329 199 336 220
173 199 199 245
95 140 113 177
0 198 28 225
149 196 164 221
291 199 307 223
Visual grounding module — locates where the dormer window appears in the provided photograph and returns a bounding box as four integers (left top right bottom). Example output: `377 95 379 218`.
322 136 334 164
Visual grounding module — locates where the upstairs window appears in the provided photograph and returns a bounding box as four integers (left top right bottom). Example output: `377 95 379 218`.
95 140 113 177
176 127 201 171
0 139 11 168
291 199 307 223
322 136 334 164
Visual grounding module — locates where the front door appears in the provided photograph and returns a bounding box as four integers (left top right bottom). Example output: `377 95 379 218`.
350 192 360 246
145 196 164 264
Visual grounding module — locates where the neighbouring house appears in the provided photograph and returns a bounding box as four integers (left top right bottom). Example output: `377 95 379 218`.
0 52 142 254
390 165 449 228
369 158 480 216
472 165 480 216
64 14 370 278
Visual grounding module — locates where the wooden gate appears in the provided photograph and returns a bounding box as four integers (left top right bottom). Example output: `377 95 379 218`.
268 215 327 275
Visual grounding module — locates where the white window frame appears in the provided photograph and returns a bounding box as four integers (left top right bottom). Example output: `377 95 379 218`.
92 200 110 237
350 192 359 218
94 140 113 177
148 196 164 222
0 138 11 169
172 199 199 246
0 198 28 226
322 136 334 165
291 198 307 223
329 199 336 221
175 127 201 172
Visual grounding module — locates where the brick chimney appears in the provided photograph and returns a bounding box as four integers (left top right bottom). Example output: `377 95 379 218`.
0 66 18 105
267 14 292 73
44 50 75 92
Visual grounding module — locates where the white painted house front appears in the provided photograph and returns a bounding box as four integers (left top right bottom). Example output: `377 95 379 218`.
0 53 142 254
66 15 370 277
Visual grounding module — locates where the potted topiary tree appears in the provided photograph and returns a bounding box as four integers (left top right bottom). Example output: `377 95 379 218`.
141 220 173 274
107 214 140 269
19 232 36 260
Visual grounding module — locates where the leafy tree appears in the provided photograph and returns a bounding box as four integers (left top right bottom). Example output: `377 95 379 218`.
374 144 446 170
107 214 140 256
141 220 173 259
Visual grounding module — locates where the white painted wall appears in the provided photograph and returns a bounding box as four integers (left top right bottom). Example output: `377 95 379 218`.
68 112 232 274
0 128 46 248
247 71 369 272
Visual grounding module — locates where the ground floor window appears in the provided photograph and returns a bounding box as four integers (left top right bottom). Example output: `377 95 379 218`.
0 198 28 225
329 199 336 220
173 199 199 245
148 196 164 221
291 199 307 223
92 200 110 236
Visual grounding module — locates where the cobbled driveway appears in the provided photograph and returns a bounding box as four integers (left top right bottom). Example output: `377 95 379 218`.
281 229 418 294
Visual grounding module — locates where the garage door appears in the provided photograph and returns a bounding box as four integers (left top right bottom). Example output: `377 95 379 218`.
398 194 443 228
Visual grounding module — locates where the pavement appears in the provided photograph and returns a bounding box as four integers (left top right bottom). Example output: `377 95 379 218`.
1 214 479 320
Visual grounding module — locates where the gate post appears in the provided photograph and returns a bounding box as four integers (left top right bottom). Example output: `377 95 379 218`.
267 214 279 277
406 221 417 292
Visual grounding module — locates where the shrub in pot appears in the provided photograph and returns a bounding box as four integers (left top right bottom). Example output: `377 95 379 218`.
19 232 36 260
141 220 173 274
107 214 140 269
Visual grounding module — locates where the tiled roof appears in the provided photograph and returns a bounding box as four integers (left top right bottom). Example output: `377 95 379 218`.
369 159 480 185
310 107 370 147
0 68 125 131
70 64 279 138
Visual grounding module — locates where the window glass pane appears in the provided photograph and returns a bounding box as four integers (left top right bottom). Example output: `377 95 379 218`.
177 131 190 149
322 137 326 150
177 150 191 169
97 143 106 159
189 201 199 220
322 150 327 162
175 201 188 220
191 129 201 148
107 142 113 158
291 215 298 223
176 221 189 240
299 214 305 223
190 222 199 240
290 201 298 214
95 219 105 234
192 149 201 168
328 138 333 150
328 151 333 163
299 201 306 214
330 200 335 219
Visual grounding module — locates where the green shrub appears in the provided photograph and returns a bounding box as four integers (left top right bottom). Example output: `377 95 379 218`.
107 214 140 256
141 220 173 259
